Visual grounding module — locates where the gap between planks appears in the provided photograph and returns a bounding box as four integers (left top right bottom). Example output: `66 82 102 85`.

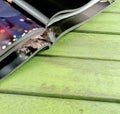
73 30 120 36
103 11 120 14
1 89 120 104
36 54 120 63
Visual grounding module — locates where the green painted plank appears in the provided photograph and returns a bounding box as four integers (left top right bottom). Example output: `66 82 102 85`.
1 56 120 101
104 0 120 12
40 32 120 60
1 94 120 114
76 13 120 33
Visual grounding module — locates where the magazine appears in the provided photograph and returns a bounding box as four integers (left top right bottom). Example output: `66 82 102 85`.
0 0 115 79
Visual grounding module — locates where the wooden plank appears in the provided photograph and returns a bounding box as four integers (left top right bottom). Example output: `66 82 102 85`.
40 32 120 60
0 93 120 114
76 13 120 33
104 0 120 12
1 56 120 101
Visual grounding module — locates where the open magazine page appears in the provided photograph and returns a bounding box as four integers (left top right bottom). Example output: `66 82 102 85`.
0 0 115 79
47 0 101 26
0 27 51 79
47 0 115 40
24 0 91 18
0 0 46 57
0 33 50 79
0 0 50 78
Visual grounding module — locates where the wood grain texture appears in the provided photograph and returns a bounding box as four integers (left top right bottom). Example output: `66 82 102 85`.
41 32 120 60
1 56 120 101
0 94 120 114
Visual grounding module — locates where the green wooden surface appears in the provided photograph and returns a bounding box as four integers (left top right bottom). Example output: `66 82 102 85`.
0 94 120 114
1 94 120 114
41 33 120 60
1 56 120 101
0 1 120 114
